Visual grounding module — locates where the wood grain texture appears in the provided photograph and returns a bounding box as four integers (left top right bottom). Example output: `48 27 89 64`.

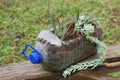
0 44 120 80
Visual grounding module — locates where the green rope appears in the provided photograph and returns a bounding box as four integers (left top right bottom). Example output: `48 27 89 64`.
62 16 107 78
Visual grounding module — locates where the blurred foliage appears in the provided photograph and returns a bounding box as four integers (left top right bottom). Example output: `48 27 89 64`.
0 0 120 66
108 72 120 78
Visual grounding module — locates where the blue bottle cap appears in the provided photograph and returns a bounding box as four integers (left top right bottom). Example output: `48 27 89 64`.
29 52 43 64
22 44 43 64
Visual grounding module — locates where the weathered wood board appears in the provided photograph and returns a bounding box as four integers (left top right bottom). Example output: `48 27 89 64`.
0 44 120 80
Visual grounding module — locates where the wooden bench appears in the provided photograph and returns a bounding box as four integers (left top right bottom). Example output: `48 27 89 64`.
0 44 120 80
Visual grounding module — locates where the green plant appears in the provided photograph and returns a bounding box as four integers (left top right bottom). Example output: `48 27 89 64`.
62 15 107 78
74 15 104 32
108 72 120 78
50 10 70 41
49 12 107 78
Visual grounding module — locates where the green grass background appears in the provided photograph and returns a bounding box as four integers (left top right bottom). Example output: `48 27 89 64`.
0 0 120 78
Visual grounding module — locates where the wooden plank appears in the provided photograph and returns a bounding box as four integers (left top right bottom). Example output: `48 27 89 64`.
0 44 120 80
106 44 120 59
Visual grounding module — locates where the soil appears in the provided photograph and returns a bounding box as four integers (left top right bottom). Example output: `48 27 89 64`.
64 22 80 41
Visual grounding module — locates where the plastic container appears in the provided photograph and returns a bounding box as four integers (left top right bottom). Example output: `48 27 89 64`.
22 25 102 72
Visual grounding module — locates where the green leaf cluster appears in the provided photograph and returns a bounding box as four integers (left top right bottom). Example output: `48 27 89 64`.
63 15 107 78
50 11 69 41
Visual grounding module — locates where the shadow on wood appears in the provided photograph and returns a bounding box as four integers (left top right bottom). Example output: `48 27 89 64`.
0 44 120 80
